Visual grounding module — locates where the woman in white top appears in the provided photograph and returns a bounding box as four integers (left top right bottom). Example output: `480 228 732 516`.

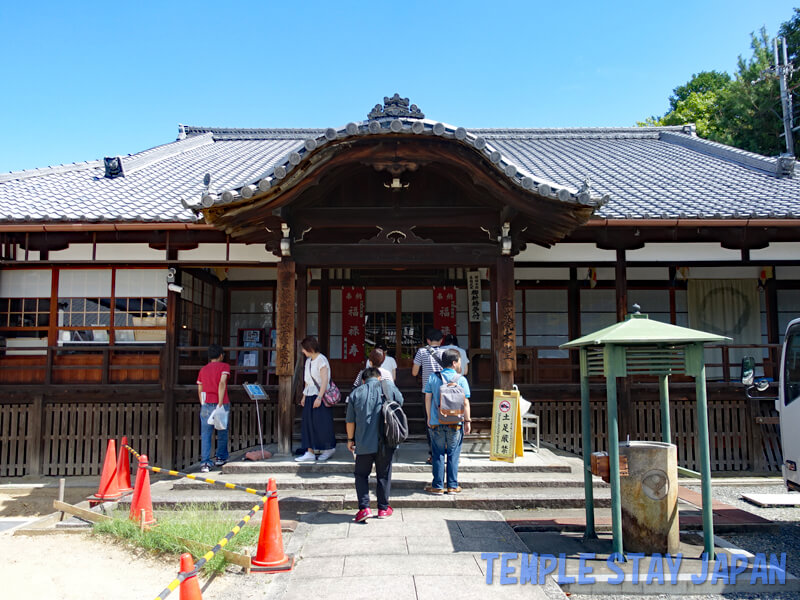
297 336 336 462
352 347 393 387
374 342 397 381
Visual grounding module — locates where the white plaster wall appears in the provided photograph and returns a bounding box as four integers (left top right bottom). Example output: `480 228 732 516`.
228 244 278 262
96 244 164 261
178 244 227 261
49 244 93 261
516 243 616 262
685 266 762 279
225 267 277 281
15 246 40 261
777 266 800 279
627 267 670 280
513 267 569 280
626 242 740 262
750 243 800 261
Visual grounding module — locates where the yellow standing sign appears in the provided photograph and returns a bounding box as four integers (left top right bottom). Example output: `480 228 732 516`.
490 388 524 462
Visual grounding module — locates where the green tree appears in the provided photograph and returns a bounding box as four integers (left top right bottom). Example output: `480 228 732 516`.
641 23 792 156
668 70 731 112
716 28 783 155
638 71 729 140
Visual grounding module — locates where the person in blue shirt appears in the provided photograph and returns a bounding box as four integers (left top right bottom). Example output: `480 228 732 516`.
423 349 471 494
346 367 405 522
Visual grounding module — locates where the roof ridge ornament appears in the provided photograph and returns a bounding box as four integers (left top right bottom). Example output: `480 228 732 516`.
368 94 425 120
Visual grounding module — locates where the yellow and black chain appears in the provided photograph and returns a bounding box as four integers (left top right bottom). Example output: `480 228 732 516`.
123 445 270 497
151 496 269 600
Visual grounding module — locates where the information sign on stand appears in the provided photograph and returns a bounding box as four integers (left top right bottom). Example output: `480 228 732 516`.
490 388 524 462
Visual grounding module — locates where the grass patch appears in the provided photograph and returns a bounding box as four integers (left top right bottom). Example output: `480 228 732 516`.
92 503 260 575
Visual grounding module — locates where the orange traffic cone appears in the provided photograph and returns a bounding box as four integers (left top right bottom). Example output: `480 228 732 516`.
129 454 156 527
88 439 123 505
251 478 293 572
116 436 133 493
179 553 202 600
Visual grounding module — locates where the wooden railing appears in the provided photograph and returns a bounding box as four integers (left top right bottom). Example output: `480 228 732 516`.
0 344 164 386
468 344 782 387
174 345 279 392
0 342 781 389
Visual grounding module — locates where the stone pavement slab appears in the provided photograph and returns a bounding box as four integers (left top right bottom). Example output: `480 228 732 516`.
414 575 551 600
265 507 552 600
280 575 418 600
301 535 410 557
342 554 482 576
742 492 800 507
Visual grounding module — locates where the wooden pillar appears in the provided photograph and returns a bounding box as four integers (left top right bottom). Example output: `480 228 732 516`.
276 258 296 455
615 249 628 322
28 394 44 476
489 266 499 388
765 275 779 379
320 270 331 352
296 265 307 342
160 251 178 468
495 256 516 390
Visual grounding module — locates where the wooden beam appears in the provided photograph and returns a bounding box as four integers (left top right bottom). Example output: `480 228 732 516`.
292 243 500 266
208 137 594 245
294 207 500 228
161 255 179 468
276 259 296 454
53 500 111 523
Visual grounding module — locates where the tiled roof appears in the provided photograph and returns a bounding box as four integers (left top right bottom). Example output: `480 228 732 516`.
0 121 798 224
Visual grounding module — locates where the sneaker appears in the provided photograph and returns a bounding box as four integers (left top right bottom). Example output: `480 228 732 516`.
424 485 445 495
214 458 227 467
354 507 372 522
317 448 336 462
377 506 393 519
200 464 210 473
447 486 462 494
295 451 316 462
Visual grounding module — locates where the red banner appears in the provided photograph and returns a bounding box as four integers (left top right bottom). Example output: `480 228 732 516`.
341 286 365 363
433 286 457 337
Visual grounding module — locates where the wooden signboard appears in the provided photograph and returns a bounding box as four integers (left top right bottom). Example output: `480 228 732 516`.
490 388 524 462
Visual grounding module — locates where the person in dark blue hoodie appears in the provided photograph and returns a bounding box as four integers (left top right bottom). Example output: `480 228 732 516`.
346 367 404 523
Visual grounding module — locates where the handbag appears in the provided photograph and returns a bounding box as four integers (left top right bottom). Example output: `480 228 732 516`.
309 368 341 407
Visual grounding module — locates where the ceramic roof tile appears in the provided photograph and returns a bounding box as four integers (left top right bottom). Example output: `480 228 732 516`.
0 125 799 223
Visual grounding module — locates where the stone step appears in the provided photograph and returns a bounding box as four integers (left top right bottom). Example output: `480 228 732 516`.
222 460 571 475
120 483 612 511
171 470 594 491
218 442 575 476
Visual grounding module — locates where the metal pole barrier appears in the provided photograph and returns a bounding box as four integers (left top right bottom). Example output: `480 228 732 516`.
695 358 715 559
659 374 671 444
580 349 596 540
605 345 624 558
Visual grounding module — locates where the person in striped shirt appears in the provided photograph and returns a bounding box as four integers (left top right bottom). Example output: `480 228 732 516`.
412 328 444 463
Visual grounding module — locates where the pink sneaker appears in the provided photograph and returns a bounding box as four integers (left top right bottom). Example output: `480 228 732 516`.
377 506 393 519
354 507 372 523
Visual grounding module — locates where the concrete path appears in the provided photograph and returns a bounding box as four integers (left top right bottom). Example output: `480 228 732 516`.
266 508 562 600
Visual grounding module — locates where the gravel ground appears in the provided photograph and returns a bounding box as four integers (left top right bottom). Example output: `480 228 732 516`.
568 483 800 600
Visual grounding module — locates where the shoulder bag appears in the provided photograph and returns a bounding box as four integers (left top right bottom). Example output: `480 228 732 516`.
309 367 341 407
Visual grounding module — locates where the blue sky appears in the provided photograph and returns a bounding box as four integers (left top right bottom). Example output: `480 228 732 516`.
0 1 796 172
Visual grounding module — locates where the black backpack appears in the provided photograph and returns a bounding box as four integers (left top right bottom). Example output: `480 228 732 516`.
379 380 408 448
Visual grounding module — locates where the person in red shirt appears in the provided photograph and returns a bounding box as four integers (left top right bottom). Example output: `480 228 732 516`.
196 344 230 473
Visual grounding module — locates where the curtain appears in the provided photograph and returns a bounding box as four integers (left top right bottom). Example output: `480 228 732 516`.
688 279 760 380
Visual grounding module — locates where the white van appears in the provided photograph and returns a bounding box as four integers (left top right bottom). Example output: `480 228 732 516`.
743 318 800 492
